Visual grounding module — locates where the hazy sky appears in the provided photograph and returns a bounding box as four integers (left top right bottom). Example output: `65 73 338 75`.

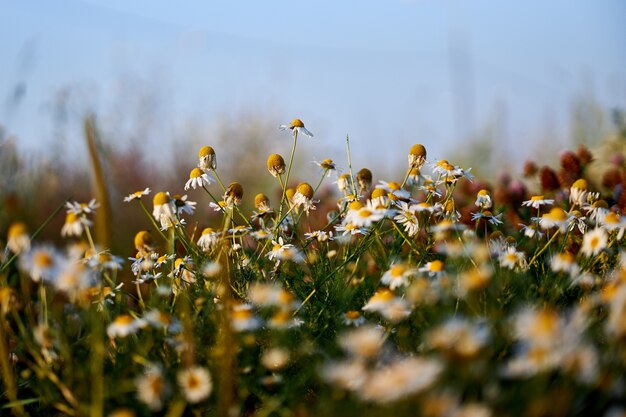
1 0 625 171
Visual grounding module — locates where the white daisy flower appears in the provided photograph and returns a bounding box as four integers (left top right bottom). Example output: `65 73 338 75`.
184 168 214 190
394 201 420 237
124 187 151 202
107 314 147 339
522 195 554 210
65 199 99 215
231 304 261 332
197 228 221 252
61 212 91 237
136 366 168 411
498 247 527 270
581 227 608 257
278 118 314 138
7 222 30 254
198 146 216 170
376 180 411 200
178 366 212 404
380 263 415 290
19 245 62 282
475 189 492 209
292 182 317 214
267 237 305 263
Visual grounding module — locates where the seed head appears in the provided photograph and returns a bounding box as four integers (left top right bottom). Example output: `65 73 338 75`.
267 154 286 177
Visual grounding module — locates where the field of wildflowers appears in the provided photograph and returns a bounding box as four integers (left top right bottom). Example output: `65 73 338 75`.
1 118 626 417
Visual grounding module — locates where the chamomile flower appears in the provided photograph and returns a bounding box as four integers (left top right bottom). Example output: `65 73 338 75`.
197 228 221 252
498 247 527 270
358 357 442 404
124 187 151 202
279 118 314 137
362 289 411 322
136 366 168 411
539 207 569 231
336 173 352 194
209 200 228 212
304 230 332 242
61 212 91 237
248 282 297 309
261 348 290 371
198 146 216 170
394 201 420 236
432 160 472 183
267 154 286 177
418 178 442 198
268 237 305 263
335 223 368 237
268 310 303 329
172 194 196 216
224 182 244 206
376 180 411 200
408 143 427 170
581 227 608 257
602 211 626 240
133 230 157 257
427 318 490 358
343 310 366 326
569 179 590 207
19 245 62 282
7 222 30 254
345 200 387 228
313 158 338 177
380 263 415 290
231 303 261 332
356 168 373 194
471 211 503 226
107 314 147 339
475 189 492 209
184 168 214 190
338 325 385 358
292 182 317 213
522 195 554 210
152 192 176 229
550 252 580 276
54 262 96 301
65 199 99 215
250 229 274 241
585 200 610 225
519 223 544 239
178 366 212 403
419 260 446 277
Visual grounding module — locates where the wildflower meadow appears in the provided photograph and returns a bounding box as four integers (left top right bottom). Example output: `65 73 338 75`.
2 118 626 417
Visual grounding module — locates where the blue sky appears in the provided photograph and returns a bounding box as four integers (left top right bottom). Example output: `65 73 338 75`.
1 0 625 170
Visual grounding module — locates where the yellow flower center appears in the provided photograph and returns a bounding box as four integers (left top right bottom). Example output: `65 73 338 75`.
544 207 567 221
8 222 27 239
604 212 619 224
290 119 305 128
296 183 314 199
358 209 373 218
429 260 444 272
202 227 214 235
34 252 53 267
198 145 215 158
153 192 170 206
189 168 204 179
65 212 79 224
387 181 401 191
113 315 134 326
571 178 588 190
345 310 361 320
390 264 407 277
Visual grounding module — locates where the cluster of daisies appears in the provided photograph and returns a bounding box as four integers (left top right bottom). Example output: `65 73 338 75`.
1 118 626 416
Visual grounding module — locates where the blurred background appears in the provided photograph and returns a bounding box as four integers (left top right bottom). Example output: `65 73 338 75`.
1 0 625 254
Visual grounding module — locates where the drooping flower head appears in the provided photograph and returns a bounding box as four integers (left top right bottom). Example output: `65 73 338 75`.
198 146 216 170
279 118 314 137
224 182 244 206
267 153 286 177
408 143 427 170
